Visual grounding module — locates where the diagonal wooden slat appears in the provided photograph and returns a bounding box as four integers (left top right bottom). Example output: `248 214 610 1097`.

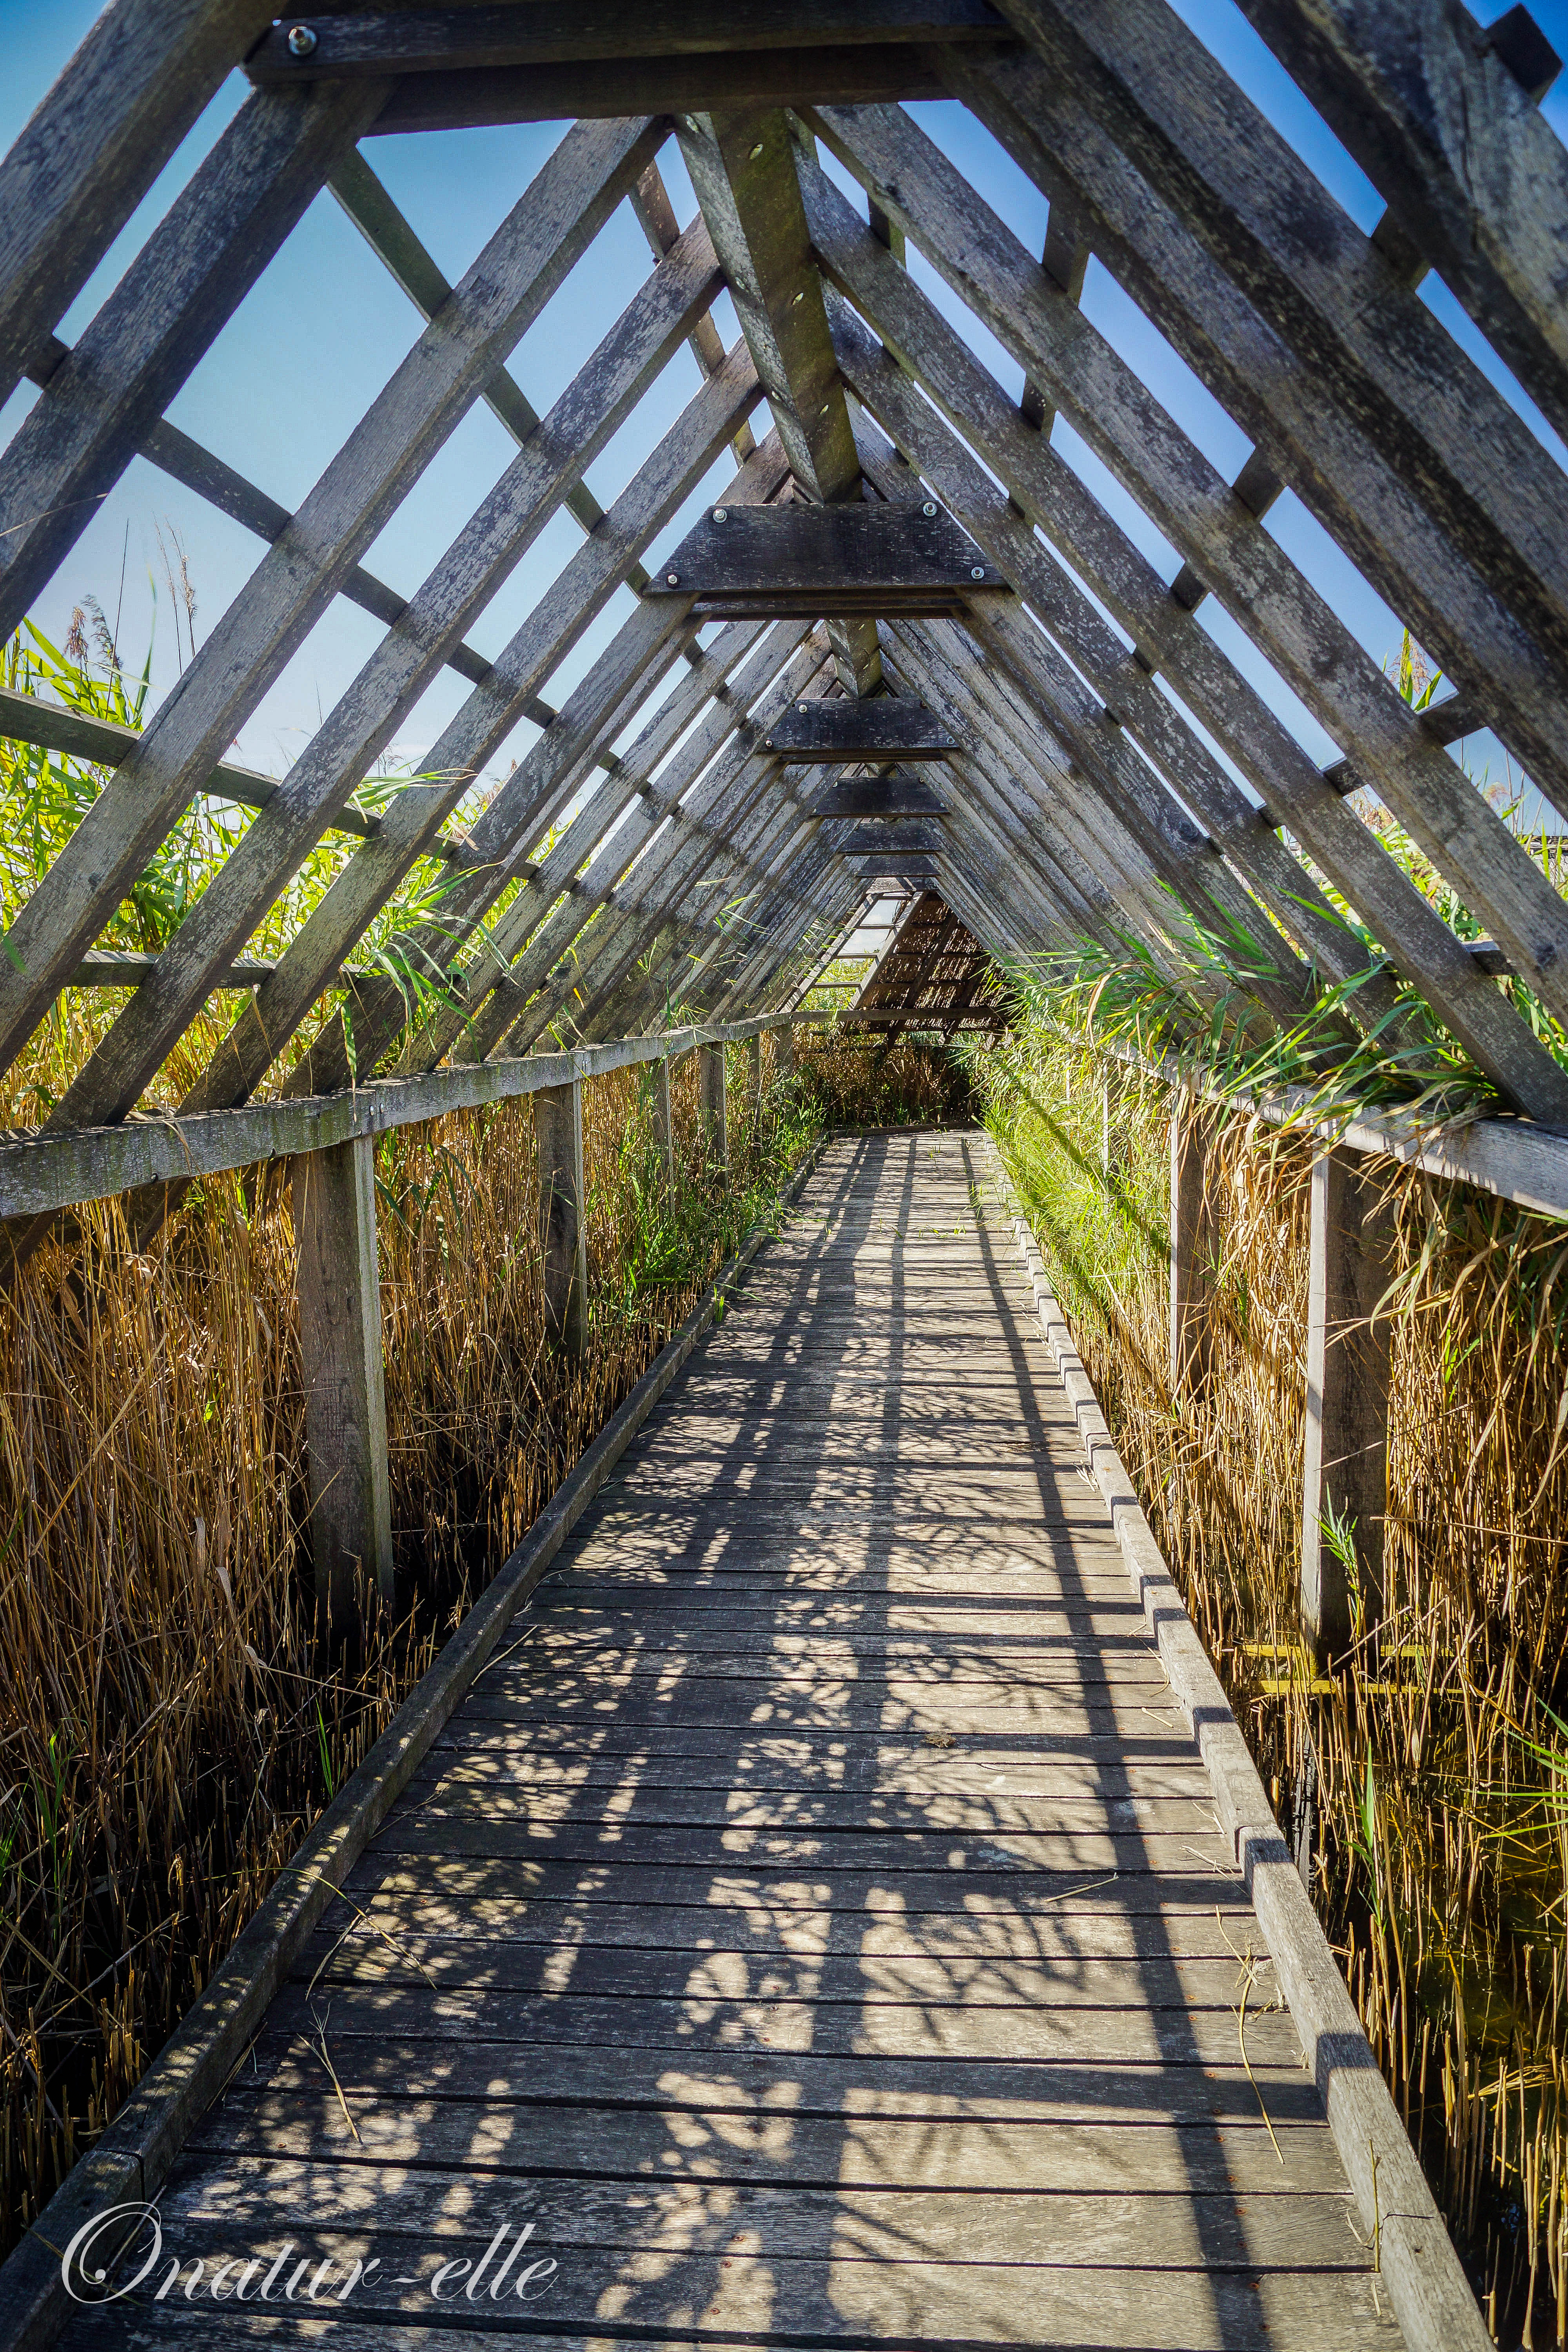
24 217 726 1153
0 0 276 409
1232 0 1568 449
0 114 661 1088
807 107 1568 1034
953 13 1568 838
0 80 389 639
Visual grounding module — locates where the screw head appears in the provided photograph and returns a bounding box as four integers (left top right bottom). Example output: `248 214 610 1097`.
285 22 318 54
798 702 808 711
970 565 986 580
922 500 938 517
712 506 727 522
750 141 766 160
666 572 680 586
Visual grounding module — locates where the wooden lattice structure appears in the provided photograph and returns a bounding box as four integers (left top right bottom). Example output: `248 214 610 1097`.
4 5 1568 2345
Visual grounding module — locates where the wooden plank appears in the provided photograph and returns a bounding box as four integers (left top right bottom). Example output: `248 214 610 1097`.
371 47 960 134
1232 0 1568 450
0 0 276 408
0 115 662 1090
248 0 1012 80
647 499 1006 611
290 1135 394 1629
767 697 958 759
535 1079 587 1354
806 769 950 817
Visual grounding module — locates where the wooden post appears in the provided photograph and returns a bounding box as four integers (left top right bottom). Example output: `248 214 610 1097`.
775 1022 795 1077
650 1053 675 1193
291 1134 394 1633
699 1041 728 1181
747 1029 762 1098
1102 1064 1122 1179
1169 1098 1212 1400
535 1077 587 1353
1302 1147 1395 1667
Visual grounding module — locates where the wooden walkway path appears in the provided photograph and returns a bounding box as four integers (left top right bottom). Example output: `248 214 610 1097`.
74 1132 1392 2348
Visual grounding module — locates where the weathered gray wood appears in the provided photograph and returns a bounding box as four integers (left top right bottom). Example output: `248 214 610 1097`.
1231 0 1568 448
534 1079 587 1354
955 13 1568 837
370 45 960 132
699 1043 729 1182
808 113 1568 1062
0 0 276 409
817 216 1568 1118
767 697 957 759
679 107 881 693
650 1054 675 1191
647 498 1005 613
249 0 1011 79
0 79 387 640
1169 1098 1212 1401
1302 1146 1395 1666
290 1134 394 1629
0 115 661 1089
28 221 723 1161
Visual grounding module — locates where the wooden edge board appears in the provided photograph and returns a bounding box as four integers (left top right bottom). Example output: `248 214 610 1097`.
0 1016 800 1223
0 1130 829 2352
985 1142 1487 2352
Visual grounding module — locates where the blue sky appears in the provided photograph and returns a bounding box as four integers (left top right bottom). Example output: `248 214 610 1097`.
2 0 1566 832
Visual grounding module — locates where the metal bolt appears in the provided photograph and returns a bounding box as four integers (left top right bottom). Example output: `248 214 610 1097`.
666 572 680 586
922 501 938 517
750 141 766 159
798 702 808 710
792 290 806 305
286 22 318 54
712 506 727 522
970 566 985 580
765 739 775 750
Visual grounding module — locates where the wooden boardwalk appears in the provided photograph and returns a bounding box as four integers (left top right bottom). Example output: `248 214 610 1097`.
74 1132 1392 2348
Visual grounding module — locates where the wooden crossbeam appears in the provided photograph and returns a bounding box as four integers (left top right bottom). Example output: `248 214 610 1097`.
646 497 1006 615
804 769 950 816
247 2 1012 80
837 822 944 855
763 694 956 760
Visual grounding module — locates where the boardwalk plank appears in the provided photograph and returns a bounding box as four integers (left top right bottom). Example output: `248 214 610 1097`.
60 1136 1384 2349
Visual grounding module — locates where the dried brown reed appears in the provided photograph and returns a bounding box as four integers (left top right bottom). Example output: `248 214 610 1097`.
982 1030 1568 2348
793 1031 973 1128
0 1030 812 2252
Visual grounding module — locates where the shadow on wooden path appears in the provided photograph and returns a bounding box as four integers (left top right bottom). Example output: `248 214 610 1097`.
64 1131 1394 2349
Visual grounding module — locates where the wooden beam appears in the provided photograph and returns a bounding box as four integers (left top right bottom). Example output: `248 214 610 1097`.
1169 1101 1212 1402
804 768 950 816
290 1133 395 1632
650 1055 675 1191
812 201 1568 1119
839 821 944 854
700 1043 730 1180
678 109 881 693
764 696 956 759
1231 0 1568 453
0 0 276 409
27 223 725 1161
248 1 1011 79
535 1077 588 1352
1302 1145 1395 1668
370 49 960 134
646 495 1005 614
